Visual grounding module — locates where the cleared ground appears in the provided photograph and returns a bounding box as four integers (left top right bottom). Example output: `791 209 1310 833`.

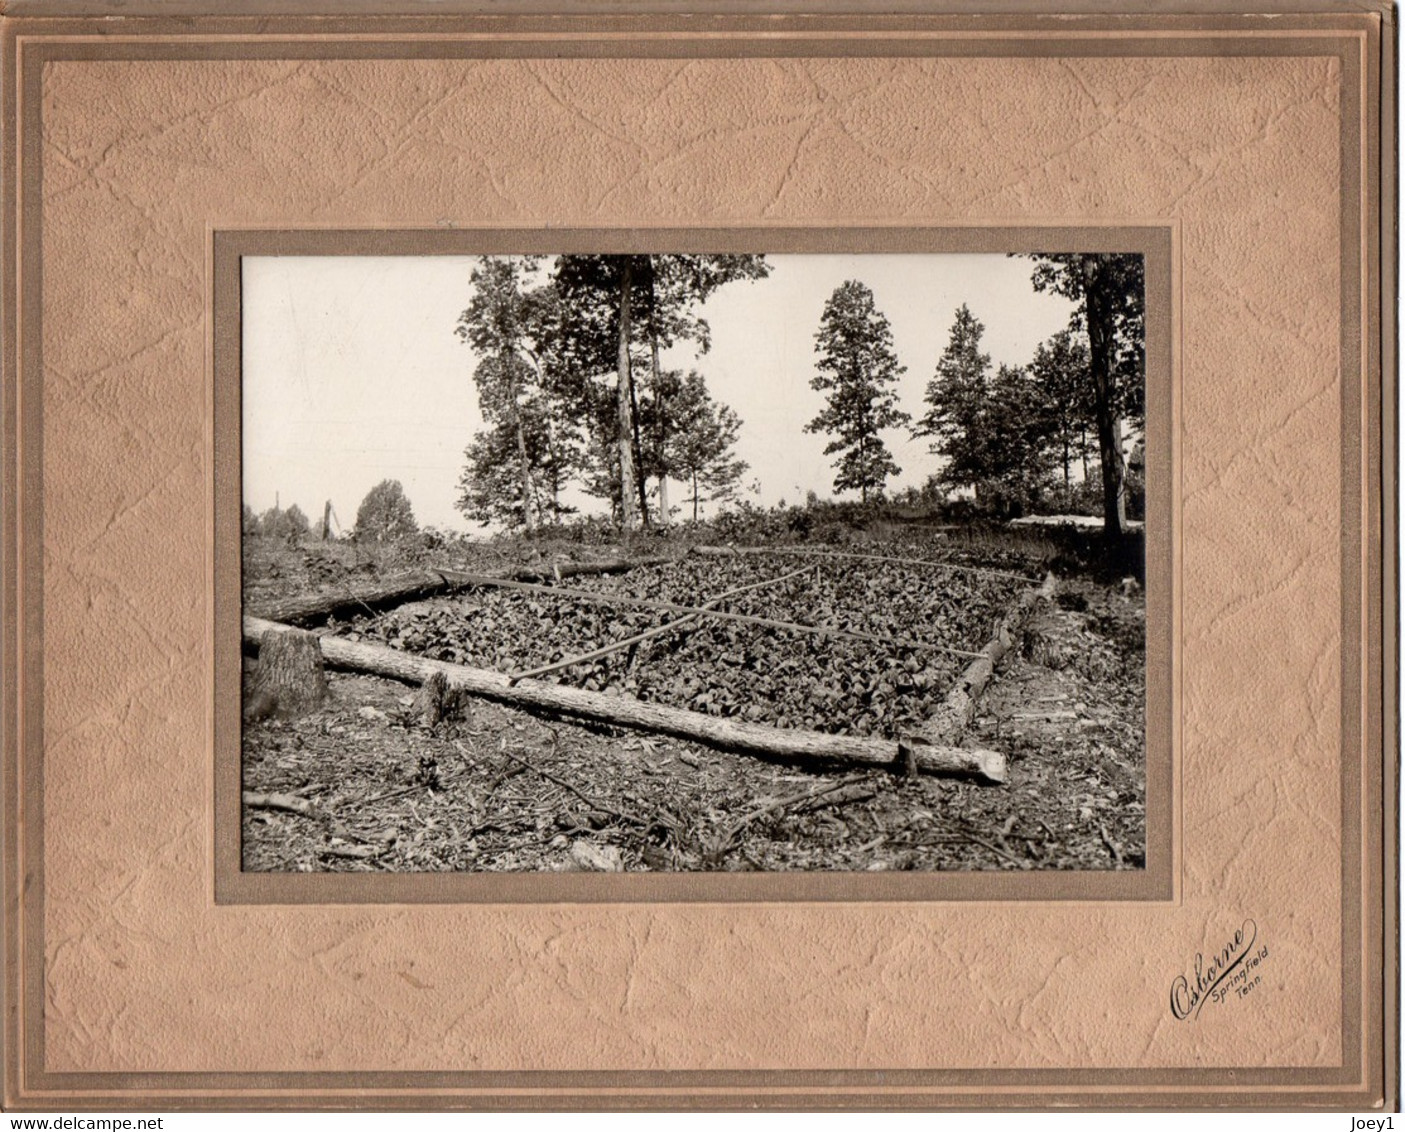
240 529 1146 873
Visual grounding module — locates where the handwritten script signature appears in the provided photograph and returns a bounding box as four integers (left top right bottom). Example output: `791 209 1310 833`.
1169 919 1268 1020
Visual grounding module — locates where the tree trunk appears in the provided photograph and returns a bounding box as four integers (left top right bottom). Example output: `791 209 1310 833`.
321 500 332 541
513 408 536 535
647 296 670 527
1083 258 1126 539
692 471 699 522
245 625 328 719
244 616 1007 783
616 259 640 532
628 361 650 528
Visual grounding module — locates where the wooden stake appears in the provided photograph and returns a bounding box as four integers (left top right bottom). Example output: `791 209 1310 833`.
898 572 1057 769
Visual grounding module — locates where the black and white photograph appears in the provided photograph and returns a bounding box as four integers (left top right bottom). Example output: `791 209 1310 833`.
239 250 1147 874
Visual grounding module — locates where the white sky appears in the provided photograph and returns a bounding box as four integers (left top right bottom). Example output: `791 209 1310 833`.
242 255 1077 532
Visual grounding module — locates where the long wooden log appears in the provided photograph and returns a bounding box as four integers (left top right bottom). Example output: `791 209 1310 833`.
247 555 675 627
692 544 1040 584
434 567 981 658
249 569 460 627
243 615 1007 783
898 572 1058 768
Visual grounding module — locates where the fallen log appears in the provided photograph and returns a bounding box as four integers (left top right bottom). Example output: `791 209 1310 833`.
248 569 460 627
247 555 675 627
510 555 675 583
243 615 1007 783
898 572 1058 770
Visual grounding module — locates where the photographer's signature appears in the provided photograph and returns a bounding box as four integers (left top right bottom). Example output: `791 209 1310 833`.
1169 919 1269 1020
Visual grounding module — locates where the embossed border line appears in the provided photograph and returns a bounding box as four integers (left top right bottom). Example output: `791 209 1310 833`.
210 224 1175 908
1 14 1390 1111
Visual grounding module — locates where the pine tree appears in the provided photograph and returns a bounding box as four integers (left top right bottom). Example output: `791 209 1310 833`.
804 281 911 502
456 256 547 533
665 371 748 521
914 304 994 499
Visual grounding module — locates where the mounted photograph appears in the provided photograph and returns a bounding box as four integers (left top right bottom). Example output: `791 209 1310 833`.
239 250 1147 874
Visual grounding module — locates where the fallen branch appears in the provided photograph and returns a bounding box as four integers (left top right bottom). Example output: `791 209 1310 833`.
898 572 1058 768
243 615 1008 783
713 773 874 854
319 843 382 861
506 565 813 684
1098 822 1125 867
692 544 1041 584
437 566 980 660
480 740 645 828
243 791 320 818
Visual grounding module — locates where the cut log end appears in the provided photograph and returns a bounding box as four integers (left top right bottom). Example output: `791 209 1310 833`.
897 733 1009 786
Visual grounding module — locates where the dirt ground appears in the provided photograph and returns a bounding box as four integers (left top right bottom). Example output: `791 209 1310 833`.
241 535 1145 873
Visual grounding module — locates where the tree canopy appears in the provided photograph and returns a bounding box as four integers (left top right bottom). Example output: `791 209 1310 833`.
1025 253 1145 536
354 479 418 542
457 254 765 531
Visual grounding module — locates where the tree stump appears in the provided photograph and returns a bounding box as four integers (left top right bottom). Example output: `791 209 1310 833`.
417 669 450 727
245 626 328 720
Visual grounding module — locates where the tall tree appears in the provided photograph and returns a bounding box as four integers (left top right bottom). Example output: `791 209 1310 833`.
1025 253 1145 537
980 363 1057 515
552 255 646 529
637 255 769 521
914 303 994 499
553 253 769 530
354 479 417 542
805 280 911 502
456 256 547 533
665 371 748 521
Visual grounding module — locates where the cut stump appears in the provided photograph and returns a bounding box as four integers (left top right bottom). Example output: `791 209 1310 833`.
245 625 328 720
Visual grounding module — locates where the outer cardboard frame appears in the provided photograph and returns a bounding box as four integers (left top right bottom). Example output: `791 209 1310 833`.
1 5 1395 1111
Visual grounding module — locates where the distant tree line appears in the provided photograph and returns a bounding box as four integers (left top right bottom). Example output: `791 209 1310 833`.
259 252 1143 545
244 479 420 544
804 253 1144 537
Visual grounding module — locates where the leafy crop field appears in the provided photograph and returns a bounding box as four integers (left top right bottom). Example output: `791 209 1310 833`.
345 552 1028 739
